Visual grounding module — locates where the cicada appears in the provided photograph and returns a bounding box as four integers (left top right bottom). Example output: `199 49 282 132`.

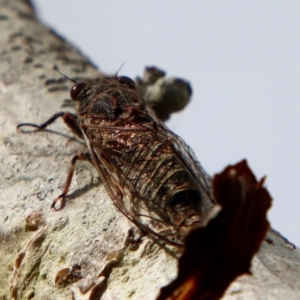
17 74 214 245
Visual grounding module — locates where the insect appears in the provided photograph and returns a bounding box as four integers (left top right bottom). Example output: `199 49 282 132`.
17 73 215 245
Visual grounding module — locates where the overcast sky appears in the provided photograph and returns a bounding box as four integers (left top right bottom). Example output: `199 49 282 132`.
32 0 300 247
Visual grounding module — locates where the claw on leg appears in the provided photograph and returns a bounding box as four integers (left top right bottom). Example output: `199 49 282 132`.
51 194 66 211
51 152 91 210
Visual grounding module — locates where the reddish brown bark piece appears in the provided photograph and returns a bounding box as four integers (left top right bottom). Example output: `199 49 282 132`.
157 159 272 300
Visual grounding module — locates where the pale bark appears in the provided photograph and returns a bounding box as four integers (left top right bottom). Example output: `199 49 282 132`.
0 1 299 299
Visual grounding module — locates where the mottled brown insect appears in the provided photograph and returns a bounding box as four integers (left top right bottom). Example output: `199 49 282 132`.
17 74 214 245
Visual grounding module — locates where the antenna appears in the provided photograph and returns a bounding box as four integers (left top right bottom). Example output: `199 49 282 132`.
115 61 126 76
53 65 76 83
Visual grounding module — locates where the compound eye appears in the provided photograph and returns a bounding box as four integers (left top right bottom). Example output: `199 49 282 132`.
70 82 86 100
118 76 136 89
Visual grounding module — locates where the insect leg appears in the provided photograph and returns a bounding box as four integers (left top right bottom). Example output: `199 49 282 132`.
17 112 83 138
51 152 91 211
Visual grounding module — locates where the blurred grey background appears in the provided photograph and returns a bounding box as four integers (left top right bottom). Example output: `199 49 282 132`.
32 0 300 246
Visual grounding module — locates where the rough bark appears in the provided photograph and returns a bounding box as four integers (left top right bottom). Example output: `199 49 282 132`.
0 1 300 299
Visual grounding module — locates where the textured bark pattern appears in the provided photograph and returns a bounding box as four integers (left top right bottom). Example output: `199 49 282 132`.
1 1 300 299
0 1 178 299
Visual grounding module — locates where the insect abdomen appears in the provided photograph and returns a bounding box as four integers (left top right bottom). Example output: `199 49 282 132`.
99 130 203 226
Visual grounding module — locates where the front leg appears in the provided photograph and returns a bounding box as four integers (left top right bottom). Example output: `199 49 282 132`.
17 111 83 139
51 152 92 210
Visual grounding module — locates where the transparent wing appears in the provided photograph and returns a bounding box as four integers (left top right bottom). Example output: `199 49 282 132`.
81 114 214 245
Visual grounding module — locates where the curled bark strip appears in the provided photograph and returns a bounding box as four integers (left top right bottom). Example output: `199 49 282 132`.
157 159 272 300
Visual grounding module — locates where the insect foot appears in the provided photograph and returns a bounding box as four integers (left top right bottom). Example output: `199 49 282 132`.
18 74 215 246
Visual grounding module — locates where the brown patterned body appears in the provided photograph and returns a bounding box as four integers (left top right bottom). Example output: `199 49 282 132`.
75 77 214 245
18 75 214 245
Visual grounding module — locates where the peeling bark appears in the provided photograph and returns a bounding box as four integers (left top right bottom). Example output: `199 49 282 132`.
1 1 300 299
157 160 273 300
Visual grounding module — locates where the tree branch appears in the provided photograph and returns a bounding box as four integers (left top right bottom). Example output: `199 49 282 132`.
1 1 300 299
